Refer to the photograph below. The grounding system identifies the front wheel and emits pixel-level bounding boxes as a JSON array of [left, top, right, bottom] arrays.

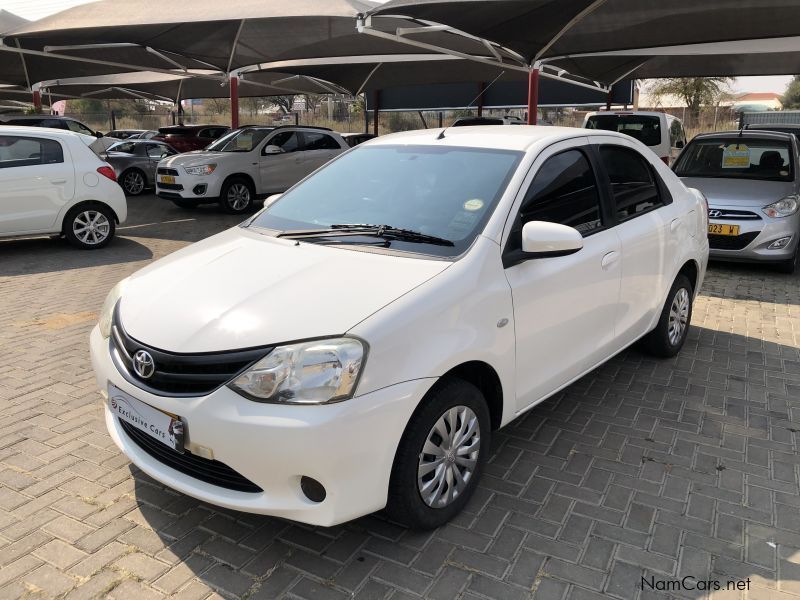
[[220, 178, 254, 214], [776, 246, 798, 274], [386, 378, 490, 530], [641, 274, 693, 358], [63, 204, 115, 249], [120, 169, 146, 196]]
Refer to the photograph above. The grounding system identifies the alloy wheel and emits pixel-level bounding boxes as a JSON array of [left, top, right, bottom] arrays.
[[668, 287, 690, 346], [227, 183, 251, 211], [123, 171, 145, 195], [72, 210, 111, 246], [417, 405, 481, 508]]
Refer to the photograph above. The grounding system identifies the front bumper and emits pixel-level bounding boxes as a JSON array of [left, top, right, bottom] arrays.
[[90, 326, 432, 526], [708, 205, 799, 262], [155, 168, 222, 201]]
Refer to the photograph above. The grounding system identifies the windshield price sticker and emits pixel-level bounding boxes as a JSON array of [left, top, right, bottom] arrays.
[[722, 144, 750, 169]]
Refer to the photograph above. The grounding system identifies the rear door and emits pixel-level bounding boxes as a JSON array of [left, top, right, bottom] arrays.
[[590, 136, 682, 348], [0, 134, 75, 234], [298, 131, 344, 174]]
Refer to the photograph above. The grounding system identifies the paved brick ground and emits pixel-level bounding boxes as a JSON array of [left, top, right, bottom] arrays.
[[1, 194, 799, 600]]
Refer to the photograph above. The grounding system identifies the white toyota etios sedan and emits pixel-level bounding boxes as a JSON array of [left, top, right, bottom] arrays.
[[90, 126, 709, 529]]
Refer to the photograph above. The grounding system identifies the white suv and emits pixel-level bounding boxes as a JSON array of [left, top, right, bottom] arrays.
[[92, 126, 708, 529], [0, 126, 126, 249], [156, 126, 348, 214]]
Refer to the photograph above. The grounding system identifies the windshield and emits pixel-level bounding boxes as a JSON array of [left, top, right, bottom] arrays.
[[674, 137, 794, 182], [586, 114, 662, 146], [249, 145, 522, 257], [207, 128, 272, 152]]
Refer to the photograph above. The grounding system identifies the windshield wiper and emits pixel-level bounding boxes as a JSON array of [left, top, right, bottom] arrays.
[[278, 223, 455, 247]]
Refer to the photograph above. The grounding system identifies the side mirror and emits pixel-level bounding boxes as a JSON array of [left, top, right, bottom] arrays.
[[263, 145, 283, 155], [521, 221, 583, 255], [95, 132, 103, 139], [263, 193, 282, 208], [676, 140, 685, 149]]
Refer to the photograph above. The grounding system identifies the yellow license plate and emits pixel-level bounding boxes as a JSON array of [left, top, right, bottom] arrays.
[[159, 175, 175, 185], [708, 223, 740, 236]]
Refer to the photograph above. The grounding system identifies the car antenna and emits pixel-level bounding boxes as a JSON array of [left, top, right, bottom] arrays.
[[437, 70, 506, 140]]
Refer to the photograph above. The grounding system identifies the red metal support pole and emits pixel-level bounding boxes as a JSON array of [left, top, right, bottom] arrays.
[[373, 89, 380, 136], [32, 90, 42, 113], [230, 76, 239, 129], [527, 68, 539, 125]]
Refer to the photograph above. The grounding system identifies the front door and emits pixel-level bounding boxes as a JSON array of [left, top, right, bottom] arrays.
[[259, 130, 302, 192], [0, 134, 75, 234], [503, 141, 622, 412]]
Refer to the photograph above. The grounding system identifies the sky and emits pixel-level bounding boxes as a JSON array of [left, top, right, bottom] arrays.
[[2, 0, 795, 95]]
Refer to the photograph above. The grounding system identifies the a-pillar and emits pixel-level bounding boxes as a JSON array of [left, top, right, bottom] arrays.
[[526, 68, 540, 125], [230, 76, 239, 129]]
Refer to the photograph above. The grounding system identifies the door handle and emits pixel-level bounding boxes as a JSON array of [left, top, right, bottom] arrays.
[[601, 251, 620, 270], [670, 218, 680, 232], [50, 178, 67, 184]]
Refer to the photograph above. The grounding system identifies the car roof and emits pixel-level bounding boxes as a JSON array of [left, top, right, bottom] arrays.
[[693, 130, 796, 141], [0, 125, 87, 139], [367, 125, 626, 152], [0, 114, 79, 122], [585, 111, 668, 118]]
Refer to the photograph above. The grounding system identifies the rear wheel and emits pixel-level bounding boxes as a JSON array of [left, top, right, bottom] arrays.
[[120, 169, 146, 196], [386, 378, 490, 530], [641, 274, 693, 358], [63, 204, 115, 249], [220, 177, 254, 214]]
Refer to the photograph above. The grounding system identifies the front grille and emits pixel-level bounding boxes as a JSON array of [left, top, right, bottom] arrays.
[[709, 231, 760, 250], [110, 305, 271, 397], [156, 182, 184, 191], [119, 419, 262, 493], [708, 209, 761, 221], [157, 167, 179, 176]]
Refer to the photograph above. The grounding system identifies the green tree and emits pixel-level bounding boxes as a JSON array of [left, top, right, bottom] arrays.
[[782, 76, 800, 109], [648, 77, 734, 124]]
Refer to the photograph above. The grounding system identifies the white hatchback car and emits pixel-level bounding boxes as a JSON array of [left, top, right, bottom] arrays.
[[91, 126, 708, 529], [155, 126, 348, 214], [0, 126, 127, 249]]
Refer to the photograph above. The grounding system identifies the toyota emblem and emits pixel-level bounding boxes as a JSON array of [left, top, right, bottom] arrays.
[[708, 209, 722, 219], [133, 350, 155, 379]]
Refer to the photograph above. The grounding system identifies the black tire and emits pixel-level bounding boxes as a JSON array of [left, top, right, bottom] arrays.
[[63, 203, 115, 249], [219, 177, 255, 214], [640, 274, 693, 358], [386, 378, 491, 530], [172, 199, 198, 209], [776, 246, 798, 274], [120, 168, 146, 196]]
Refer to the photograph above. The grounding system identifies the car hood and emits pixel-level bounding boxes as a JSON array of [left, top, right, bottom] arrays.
[[118, 227, 451, 353], [680, 177, 795, 207], [160, 151, 238, 168]]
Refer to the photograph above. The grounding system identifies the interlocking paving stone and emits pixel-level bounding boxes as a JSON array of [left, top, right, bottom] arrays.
[[2, 194, 800, 598]]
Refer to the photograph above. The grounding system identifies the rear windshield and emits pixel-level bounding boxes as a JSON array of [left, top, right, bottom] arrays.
[[674, 137, 794, 182], [586, 114, 662, 147]]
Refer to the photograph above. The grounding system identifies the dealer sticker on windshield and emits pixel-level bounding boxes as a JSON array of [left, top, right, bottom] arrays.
[[722, 144, 750, 169], [108, 384, 185, 453]]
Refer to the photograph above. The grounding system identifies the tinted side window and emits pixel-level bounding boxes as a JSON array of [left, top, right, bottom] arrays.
[[0, 136, 64, 169], [302, 132, 340, 150], [599, 145, 662, 220], [267, 131, 300, 153], [509, 149, 603, 253], [66, 120, 94, 135]]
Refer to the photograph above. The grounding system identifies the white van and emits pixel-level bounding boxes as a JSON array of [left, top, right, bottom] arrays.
[[584, 111, 687, 165]]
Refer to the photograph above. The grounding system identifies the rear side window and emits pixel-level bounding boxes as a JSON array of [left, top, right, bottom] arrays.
[[302, 132, 340, 150], [0, 136, 64, 169], [66, 120, 95, 136], [514, 149, 603, 240], [586, 114, 662, 147], [669, 120, 686, 148], [599, 145, 662, 220]]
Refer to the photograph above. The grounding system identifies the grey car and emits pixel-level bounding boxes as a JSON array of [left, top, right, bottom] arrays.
[[675, 131, 800, 273], [104, 140, 178, 196]]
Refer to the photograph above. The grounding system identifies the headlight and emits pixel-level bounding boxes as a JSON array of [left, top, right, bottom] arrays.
[[184, 164, 216, 176], [98, 278, 129, 338], [763, 196, 799, 218], [229, 338, 366, 404]]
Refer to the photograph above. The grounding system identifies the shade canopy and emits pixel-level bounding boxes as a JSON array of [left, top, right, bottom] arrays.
[[367, 0, 800, 83], [39, 70, 349, 102]]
